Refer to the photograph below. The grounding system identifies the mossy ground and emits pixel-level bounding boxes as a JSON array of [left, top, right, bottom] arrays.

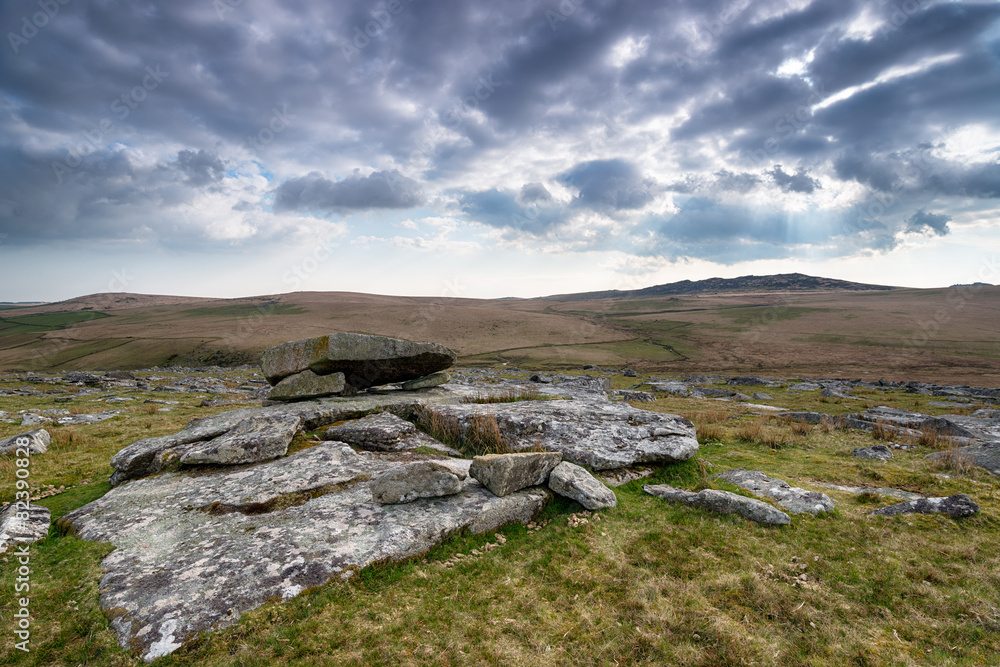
[[1, 370, 998, 666]]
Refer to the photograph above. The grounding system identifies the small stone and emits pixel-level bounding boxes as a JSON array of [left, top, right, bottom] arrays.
[[370, 461, 466, 504], [0, 429, 50, 455], [470, 452, 562, 497], [401, 371, 450, 390], [548, 462, 617, 510], [752, 392, 774, 400], [852, 445, 893, 461], [869, 494, 979, 519], [0, 502, 51, 553], [178, 414, 303, 466], [268, 370, 346, 401], [715, 469, 834, 515], [643, 484, 790, 525]]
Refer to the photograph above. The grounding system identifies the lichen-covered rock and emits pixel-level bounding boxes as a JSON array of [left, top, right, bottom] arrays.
[[715, 469, 834, 515], [178, 414, 303, 466], [109, 391, 457, 485], [548, 461, 617, 510], [470, 452, 562, 497], [268, 370, 346, 401], [370, 461, 465, 504], [260, 333, 457, 389], [643, 484, 790, 525], [0, 428, 49, 455], [611, 390, 655, 402], [62, 443, 549, 662], [852, 445, 893, 461], [869, 494, 979, 518], [0, 502, 51, 553], [323, 412, 460, 456], [402, 372, 450, 390], [421, 399, 698, 470]]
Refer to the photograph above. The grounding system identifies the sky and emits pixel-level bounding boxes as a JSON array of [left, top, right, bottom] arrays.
[[1, 0, 999, 302]]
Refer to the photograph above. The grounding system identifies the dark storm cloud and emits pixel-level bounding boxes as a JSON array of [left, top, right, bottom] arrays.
[[457, 188, 563, 235], [768, 164, 820, 194], [557, 159, 655, 211], [0, 0, 998, 260], [273, 171, 424, 214], [906, 210, 951, 236]]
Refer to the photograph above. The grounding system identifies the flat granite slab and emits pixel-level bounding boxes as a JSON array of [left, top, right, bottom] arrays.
[[61, 443, 549, 662]]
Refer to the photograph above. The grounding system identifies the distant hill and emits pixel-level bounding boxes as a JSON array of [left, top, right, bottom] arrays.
[[543, 273, 898, 301]]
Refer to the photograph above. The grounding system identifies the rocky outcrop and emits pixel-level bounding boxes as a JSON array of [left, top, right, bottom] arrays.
[[869, 494, 979, 519], [548, 462, 617, 510], [0, 502, 51, 553], [420, 399, 698, 470], [61, 443, 549, 662], [260, 333, 457, 389], [322, 412, 460, 456], [715, 469, 834, 515], [470, 452, 562, 497], [925, 442, 1000, 476], [0, 428, 49, 455], [852, 445, 893, 461], [611, 390, 655, 402], [370, 460, 466, 504], [787, 382, 820, 391], [268, 370, 346, 401], [643, 484, 790, 525]]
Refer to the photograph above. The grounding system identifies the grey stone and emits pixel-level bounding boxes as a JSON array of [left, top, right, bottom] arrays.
[[697, 387, 737, 398], [728, 376, 780, 386], [401, 371, 450, 390], [821, 387, 858, 399], [650, 382, 691, 396], [787, 382, 821, 392], [596, 466, 656, 487], [643, 484, 790, 525], [623, 369, 637, 378], [0, 428, 49, 455], [973, 409, 1000, 419], [810, 482, 923, 501], [733, 393, 752, 401], [548, 461, 617, 510], [715, 469, 834, 515], [268, 370, 346, 401], [323, 412, 460, 456], [529, 374, 553, 383], [421, 399, 698, 470], [178, 414, 304, 466], [752, 392, 774, 400], [924, 442, 1000, 476], [21, 414, 51, 426], [65, 371, 103, 385], [62, 444, 549, 661], [0, 502, 51, 553], [370, 461, 466, 504], [470, 452, 563, 497], [106, 370, 137, 380], [260, 333, 457, 389], [852, 445, 893, 461], [869, 494, 979, 518], [610, 390, 656, 402]]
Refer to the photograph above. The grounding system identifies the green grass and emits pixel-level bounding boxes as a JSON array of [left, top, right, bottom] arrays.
[[175, 304, 308, 318], [1, 371, 999, 665], [0, 311, 110, 331]]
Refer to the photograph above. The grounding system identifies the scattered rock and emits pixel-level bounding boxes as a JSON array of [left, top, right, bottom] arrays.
[[470, 452, 562, 497], [548, 461, 617, 510], [972, 409, 1000, 419], [728, 376, 781, 387], [0, 429, 49, 455], [650, 382, 691, 396], [821, 387, 858, 399], [752, 392, 774, 400], [715, 469, 834, 515], [869, 494, 979, 519], [852, 445, 893, 461], [268, 370, 347, 401], [65, 371, 103, 385], [810, 482, 923, 501], [370, 461, 466, 504], [787, 382, 821, 392], [260, 333, 457, 390], [177, 414, 304, 466], [529, 374, 553, 384], [0, 502, 51, 553], [54, 396, 74, 403], [106, 370, 136, 380], [610, 390, 656, 402], [21, 414, 52, 426], [925, 442, 1000, 476], [643, 484, 790, 525], [401, 371, 450, 390], [623, 369, 637, 378]]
